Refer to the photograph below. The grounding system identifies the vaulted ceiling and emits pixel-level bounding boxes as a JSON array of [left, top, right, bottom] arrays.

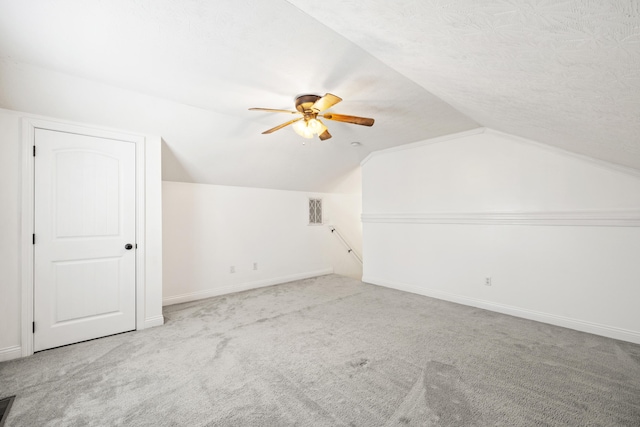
[[1, 1, 638, 191]]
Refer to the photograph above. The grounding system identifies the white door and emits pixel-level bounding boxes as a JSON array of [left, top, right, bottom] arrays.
[[34, 128, 137, 351]]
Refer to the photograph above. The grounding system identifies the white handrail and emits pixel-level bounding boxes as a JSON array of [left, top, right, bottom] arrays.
[[328, 225, 362, 264]]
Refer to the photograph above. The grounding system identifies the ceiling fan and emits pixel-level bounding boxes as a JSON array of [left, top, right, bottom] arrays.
[[249, 93, 374, 141]]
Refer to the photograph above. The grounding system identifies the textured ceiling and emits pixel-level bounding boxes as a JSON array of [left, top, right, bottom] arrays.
[[0, 1, 638, 192], [288, 0, 640, 172]]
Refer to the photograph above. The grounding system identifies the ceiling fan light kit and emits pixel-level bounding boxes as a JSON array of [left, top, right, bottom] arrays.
[[249, 93, 374, 142], [293, 117, 326, 139]]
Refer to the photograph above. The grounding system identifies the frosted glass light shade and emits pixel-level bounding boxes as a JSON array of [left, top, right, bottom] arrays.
[[293, 118, 324, 139], [307, 118, 322, 133]]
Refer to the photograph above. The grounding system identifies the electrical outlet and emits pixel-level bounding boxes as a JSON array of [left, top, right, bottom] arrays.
[[485, 277, 492, 286], [253, 262, 258, 270], [230, 266, 235, 274]]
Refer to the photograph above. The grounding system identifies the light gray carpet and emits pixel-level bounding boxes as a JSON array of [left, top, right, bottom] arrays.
[[1, 274, 639, 426]]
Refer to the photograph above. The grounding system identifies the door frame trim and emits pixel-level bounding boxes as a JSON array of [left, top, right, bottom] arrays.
[[21, 117, 148, 357]]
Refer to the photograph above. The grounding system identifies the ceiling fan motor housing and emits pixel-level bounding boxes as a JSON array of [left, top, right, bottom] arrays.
[[295, 95, 322, 115]]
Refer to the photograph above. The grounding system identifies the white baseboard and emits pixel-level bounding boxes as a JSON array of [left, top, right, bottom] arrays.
[[163, 268, 334, 306], [144, 315, 165, 329], [363, 276, 640, 345], [0, 345, 22, 362]]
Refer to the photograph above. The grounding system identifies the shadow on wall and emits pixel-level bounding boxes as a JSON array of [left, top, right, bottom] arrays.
[[162, 138, 194, 183]]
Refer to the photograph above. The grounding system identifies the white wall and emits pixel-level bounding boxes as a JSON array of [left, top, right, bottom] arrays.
[[0, 110, 22, 360], [162, 181, 362, 305], [0, 108, 163, 361], [362, 128, 640, 343], [325, 167, 363, 280]]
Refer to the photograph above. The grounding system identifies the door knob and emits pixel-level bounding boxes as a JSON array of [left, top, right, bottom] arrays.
[[125, 243, 133, 250]]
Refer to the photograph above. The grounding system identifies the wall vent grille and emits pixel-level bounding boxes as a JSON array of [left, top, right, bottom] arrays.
[[309, 198, 323, 225]]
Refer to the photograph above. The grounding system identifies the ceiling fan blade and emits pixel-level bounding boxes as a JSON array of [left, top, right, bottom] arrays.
[[318, 129, 332, 140], [262, 117, 302, 134], [249, 108, 299, 114], [311, 93, 342, 113], [321, 113, 374, 126], [315, 119, 329, 140]]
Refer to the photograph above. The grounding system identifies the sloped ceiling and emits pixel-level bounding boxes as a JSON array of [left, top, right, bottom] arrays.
[[289, 0, 640, 172], [0, 1, 638, 191]]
